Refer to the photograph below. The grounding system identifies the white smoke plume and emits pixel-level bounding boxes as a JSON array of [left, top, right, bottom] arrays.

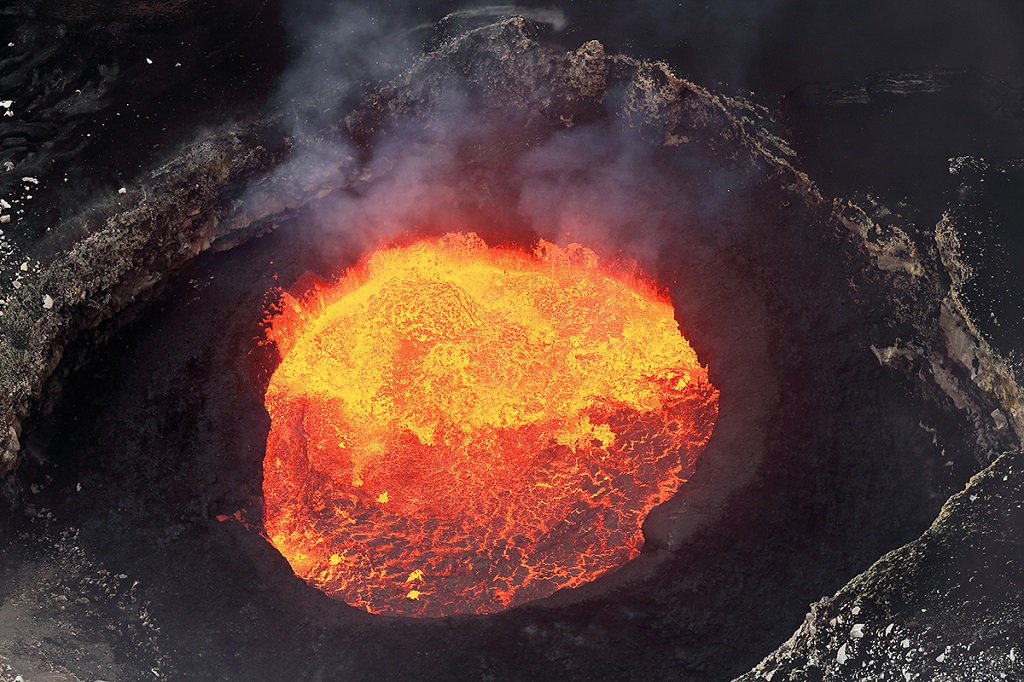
[[244, 0, 762, 280]]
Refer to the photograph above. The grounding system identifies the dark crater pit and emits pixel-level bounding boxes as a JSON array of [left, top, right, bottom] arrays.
[[1, 10, 1021, 682]]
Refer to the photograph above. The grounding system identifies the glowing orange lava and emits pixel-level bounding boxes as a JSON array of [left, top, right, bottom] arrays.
[[262, 233, 718, 617]]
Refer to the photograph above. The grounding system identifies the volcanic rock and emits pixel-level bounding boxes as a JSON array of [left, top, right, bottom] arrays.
[[739, 450, 1024, 681], [0, 12, 1020, 682]]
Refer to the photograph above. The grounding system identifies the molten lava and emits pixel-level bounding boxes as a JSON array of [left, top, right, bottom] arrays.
[[262, 233, 718, 617]]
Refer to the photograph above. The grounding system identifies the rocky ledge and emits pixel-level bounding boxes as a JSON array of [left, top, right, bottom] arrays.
[[740, 449, 1023, 681]]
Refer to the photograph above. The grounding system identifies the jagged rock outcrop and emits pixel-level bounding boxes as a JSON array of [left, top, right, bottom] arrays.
[[738, 450, 1023, 681]]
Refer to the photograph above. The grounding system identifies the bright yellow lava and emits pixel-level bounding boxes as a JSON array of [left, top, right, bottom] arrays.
[[263, 232, 718, 617]]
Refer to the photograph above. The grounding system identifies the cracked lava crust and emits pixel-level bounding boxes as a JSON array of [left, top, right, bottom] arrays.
[[262, 233, 719, 617]]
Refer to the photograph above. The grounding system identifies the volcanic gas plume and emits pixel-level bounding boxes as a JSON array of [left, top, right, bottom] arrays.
[[262, 233, 719, 616]]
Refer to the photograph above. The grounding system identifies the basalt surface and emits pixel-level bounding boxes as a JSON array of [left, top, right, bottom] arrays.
[[0, 12, 1020, 682]]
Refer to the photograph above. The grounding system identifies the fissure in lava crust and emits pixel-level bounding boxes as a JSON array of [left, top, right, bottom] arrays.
[[262, 233, 719, 617]]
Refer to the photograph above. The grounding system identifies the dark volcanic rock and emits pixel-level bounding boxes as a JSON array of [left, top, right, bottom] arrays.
[[0, 125, 286, 477], [0, 15, 1021, 682], [0, 0, 289, 478], [738, 450, 1024, 681]]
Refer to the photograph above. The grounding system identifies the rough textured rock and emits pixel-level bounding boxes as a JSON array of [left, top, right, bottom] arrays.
[[0, 126, 287, 477], [732, 178, 1024, 681], [0, 1, 291, 479], [738, 450, 1024, 682]]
